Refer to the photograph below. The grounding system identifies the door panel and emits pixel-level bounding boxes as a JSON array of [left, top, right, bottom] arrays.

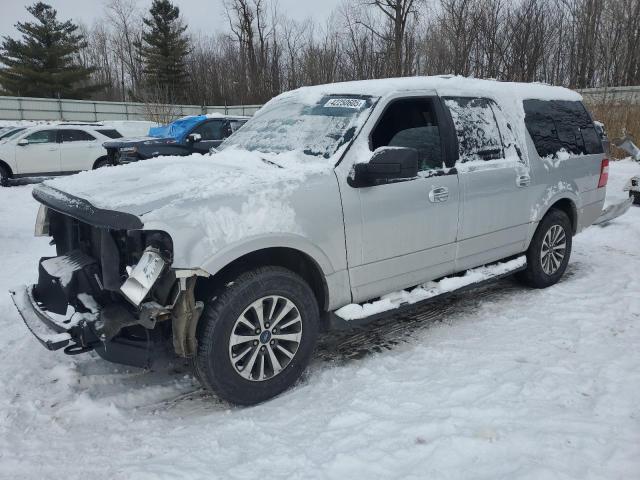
[[342, 96, 461, 303], [456, 165, 530, 269], [443, 97, 531, 271], [15, 130, 60, 175], [59, 129, 100, 171], [351, 173, 460, 302]]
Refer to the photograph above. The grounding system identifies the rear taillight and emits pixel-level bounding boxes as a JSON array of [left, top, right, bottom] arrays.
[[598, 159, 609, 188]]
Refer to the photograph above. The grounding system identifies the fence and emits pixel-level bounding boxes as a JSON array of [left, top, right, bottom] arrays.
[[577, 86, 640, 105], [0, 96, 262, 122], [1, 86, 638, 122]]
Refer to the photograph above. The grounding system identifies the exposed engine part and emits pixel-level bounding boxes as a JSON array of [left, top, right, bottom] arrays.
[[119, 247, 167, 306], [95, 301, 171, 342], [171, 276, 204, 358]]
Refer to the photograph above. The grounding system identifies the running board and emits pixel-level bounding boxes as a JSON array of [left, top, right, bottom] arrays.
[[330, 256, 526, 329]]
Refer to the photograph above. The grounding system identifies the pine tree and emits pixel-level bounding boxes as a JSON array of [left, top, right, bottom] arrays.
[[0, 2, 101, 98], [138, 0, 191, 103]]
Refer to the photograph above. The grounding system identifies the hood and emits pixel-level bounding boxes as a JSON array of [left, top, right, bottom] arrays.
[[40, 148, 333, 221]]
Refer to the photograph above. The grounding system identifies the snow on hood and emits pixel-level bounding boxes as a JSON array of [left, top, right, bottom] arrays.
[[43, 148, 333, 219]]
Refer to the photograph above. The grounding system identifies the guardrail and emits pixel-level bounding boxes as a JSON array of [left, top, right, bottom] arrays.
[[0, 96, 262, 122]]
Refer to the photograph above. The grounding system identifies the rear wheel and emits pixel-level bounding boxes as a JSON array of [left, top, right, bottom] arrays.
[[194, 266, 319, 405], [517, 209, 572, 288], [631, 191, 640, 205]]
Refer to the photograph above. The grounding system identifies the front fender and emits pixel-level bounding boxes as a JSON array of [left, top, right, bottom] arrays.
[[197, 233, 336, 277]]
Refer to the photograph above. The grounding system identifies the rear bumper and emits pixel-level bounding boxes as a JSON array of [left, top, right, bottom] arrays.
[[9, 285, 96, 351]]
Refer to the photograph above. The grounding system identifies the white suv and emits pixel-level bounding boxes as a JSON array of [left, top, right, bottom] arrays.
[[0, 124, 125, 185]]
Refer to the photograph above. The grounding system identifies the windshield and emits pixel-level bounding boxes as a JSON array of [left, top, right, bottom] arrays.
[[0, 127, 26, 140], [221, 94, 376, 159]]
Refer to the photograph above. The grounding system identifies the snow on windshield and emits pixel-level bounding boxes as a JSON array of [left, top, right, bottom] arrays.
[[221, 94, 376, 159]]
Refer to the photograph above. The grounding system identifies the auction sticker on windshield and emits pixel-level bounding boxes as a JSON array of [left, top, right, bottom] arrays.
[[324, 98, 367, 109]]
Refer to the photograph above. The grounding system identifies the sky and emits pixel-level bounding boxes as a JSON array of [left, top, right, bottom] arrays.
[[0, 0, 344, 38]]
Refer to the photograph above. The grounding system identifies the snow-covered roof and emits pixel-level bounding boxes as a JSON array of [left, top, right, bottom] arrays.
[[277, 75, 581, 104]]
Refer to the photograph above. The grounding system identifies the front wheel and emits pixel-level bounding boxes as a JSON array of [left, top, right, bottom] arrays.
[[517, 209, 572, 288], [0, 165, 8, 186], [631, 191, 640, 205], [194, 266, 319, 405]]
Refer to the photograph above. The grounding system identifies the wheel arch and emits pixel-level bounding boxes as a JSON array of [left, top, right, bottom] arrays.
[[0, 159, 13, 177], [92, 155, 109, 169], [195, 246, 331, 314], [546, 197, 578, 235]]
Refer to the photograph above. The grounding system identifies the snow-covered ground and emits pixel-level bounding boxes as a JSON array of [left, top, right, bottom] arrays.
[[0, 161, 639, 479]]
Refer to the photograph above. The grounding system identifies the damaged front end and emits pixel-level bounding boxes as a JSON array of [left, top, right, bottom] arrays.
[[10, 186, 206, 368]]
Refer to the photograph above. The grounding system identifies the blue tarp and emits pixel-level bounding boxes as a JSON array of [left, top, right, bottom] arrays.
[[148, 115, 207, 142]]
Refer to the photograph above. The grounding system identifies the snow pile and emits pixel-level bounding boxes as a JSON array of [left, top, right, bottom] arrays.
[[336, 256, 526, 320], [1, 153, 639, 478]]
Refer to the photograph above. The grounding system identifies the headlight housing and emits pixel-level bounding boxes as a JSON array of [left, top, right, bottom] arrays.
[[119, 247, 166, 306]]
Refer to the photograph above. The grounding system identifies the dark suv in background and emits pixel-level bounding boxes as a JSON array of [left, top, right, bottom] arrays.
[[104, 114, 248, 165]]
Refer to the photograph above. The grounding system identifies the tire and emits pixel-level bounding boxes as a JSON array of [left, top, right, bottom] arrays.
[[631, 191, 640, 205], [93, 158, 109, 169], [0, 165, 8, 187], [517, 209, 573, 288], [194, 266, 319, 405]]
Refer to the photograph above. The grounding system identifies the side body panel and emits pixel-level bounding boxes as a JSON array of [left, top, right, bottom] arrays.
[[335, 91, 461, 304], [455, 162, 531, 271], [14, 130, 61, 175], [524, 132, 605, 245], [142, 170, 351, 310], [59, 141, 105, 171]]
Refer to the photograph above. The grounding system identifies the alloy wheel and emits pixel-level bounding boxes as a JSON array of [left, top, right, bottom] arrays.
[[228, 295, 303, 382], [540, 224, 567, 275]]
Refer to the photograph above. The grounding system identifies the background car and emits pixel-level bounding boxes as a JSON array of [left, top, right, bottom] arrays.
[[0, 126, 27, 140], [0, 124, 130, 185], [103, 114, 248, 165]]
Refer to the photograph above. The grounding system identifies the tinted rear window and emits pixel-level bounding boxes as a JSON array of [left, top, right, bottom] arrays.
[[96, 129, 122, 139], [60, 129, 96, 142], [523, 100, 603, 157]]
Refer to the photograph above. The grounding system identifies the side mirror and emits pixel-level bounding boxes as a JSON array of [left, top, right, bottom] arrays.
[[223, 124, 233, 138], [349, 146, 419, 188], [187, 133, 202, 144], [17, 138, 28, 146]]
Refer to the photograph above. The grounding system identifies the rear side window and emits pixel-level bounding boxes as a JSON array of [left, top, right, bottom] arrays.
[[444, 97, 504, 162], [96, 129, 122, 139], [523, 100, 603, 157], [60, 129, 96, 142]]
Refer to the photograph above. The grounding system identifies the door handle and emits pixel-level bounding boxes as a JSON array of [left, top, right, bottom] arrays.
[[517, 174, 531, 187], [429, 186, 449, 203]]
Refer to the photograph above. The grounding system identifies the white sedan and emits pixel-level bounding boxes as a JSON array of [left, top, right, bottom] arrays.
[[0, 123, 150, 186]]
